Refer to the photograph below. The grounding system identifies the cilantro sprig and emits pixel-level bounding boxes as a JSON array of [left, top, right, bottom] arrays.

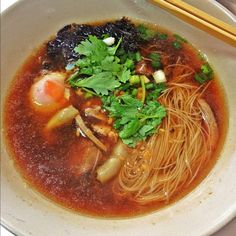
[[102, 94, 166, 147], [68, 36, 131, 95]]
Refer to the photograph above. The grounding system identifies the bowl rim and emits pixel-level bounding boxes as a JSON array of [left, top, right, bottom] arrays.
[[209, 0, 236, 22]]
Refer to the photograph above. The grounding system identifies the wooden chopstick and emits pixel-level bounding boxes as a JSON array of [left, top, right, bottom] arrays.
[[149, 0, 236, 47]]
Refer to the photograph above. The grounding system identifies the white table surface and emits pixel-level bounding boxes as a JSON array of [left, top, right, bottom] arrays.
[[1, 0, 236, 235]]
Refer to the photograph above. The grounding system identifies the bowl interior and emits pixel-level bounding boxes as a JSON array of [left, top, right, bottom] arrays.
[[1, 0, 236, 235]]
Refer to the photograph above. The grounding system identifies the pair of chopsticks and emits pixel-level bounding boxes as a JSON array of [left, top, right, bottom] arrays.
[[149, 0, 236, 47]]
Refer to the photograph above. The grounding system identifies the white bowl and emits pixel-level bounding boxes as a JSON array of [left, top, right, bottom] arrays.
[[1, 0, 236, 235]]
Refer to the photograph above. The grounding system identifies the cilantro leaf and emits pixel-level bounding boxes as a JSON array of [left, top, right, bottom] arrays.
[[103, 94, 142, 118], [119, 118, 141, 139], [138, 124, 154, 137], [75, 35, 108, 61], [70, 72, 120, 95], [101, 56, 120, 72], [124, 58, 134, 70], [119, 67, 131, 83]]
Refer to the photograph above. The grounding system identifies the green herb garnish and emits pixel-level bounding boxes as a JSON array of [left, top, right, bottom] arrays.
[[157, 33, 168, 40], [173, 34, 187, 43], [172, 34, 187, 49], [68, 36, 131, 95], [67, 34, 167, 147], [149, 52, 162, 69], [146, 83, 167, 101], [172, 41, 182, 49], [194, 63, 214, 84], [137, 24, 155, 41], [117, 49, 142, 65], [102, 94, 166, 147], [129, 75, 140, 85], [70, 72, 120, 95]]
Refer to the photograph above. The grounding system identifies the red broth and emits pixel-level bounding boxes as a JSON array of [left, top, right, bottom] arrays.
[[3, 21, 228, 218]]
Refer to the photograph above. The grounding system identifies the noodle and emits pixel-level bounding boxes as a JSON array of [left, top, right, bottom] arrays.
[[164, 63, 195, 82], [117, 81, 218, 204]]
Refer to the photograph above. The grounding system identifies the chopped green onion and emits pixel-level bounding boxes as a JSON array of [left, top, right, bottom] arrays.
[[140, 75, 150, 83], [153, 70, 166, 84], [157, 33, 168, 40], [84, 92, 94, 98], [137, 24, 155, 41], [149, 52, 161, 69], [194, 73, 208, 84], [194, 63, 213, 84], [131, 88, 138, 96], [129, 75, 140, 85], [172, 41, 182, 49], [173, 34, 187, 43], [201, 64, 213, 74], [140, 76, 146, 104]]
